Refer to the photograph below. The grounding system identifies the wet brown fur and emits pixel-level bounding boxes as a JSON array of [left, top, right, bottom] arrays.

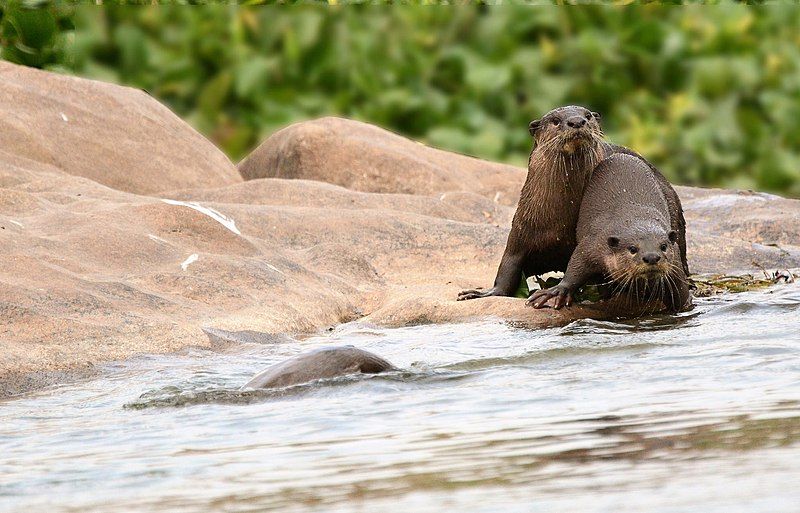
[[458, 105, 689, 301], [241, 346, 394, 389], [528, 154, 692, 313]]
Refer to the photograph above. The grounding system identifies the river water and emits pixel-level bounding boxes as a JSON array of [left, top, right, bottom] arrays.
[[2, 284, 799, 512]]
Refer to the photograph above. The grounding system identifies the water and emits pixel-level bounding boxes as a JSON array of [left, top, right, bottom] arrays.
[[2, 284, 800, 512]]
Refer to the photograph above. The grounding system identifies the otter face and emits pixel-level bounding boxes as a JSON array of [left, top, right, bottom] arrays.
[[606, 229, 678, 282], [528, 105, 602, 154]]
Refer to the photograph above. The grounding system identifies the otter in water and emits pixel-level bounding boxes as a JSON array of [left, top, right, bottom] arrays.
[[528, 153, 692, 313], [458, 105, 689, 301], [241, 346, 395, 389]]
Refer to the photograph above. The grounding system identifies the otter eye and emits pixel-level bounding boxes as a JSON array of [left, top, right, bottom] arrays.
[[550, 118, 560, 126], [660, 243, 668, 252], [607, 236, 619, 248], [668, 230, 678, 243], [628, 246, 638, 255], [585, 112, 592, 120]]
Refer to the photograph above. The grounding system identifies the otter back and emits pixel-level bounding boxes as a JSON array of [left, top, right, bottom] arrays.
[[242, 346, 395, 390]]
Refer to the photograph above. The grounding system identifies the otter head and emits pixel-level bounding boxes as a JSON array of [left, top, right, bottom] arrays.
[[529, 105, 602, 155], [605, 228, 679, 283]]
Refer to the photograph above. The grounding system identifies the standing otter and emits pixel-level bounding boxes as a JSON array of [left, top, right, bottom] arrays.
[[528, 154, 692, 313], [241, 346, 395, 390], [458, 105, 689, 300]]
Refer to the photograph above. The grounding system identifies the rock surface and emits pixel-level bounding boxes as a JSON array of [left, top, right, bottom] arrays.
[[2, 62, 800, 397], [0, 61, 240, 195], [237, 116, 526, 207]]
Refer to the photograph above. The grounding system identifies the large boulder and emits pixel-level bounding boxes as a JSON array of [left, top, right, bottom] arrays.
[[2, 67, 799, 397], [237, 116, 526, 207], [0, 61, 241, 195]]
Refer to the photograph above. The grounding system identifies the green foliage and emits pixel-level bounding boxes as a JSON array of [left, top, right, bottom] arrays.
[[0, 0, 73, 68], [1, 4, 799, 195]]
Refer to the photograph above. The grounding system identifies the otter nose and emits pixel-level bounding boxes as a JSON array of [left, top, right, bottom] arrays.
[[642, 253, 661, 265], [566, 116, 586, 129]]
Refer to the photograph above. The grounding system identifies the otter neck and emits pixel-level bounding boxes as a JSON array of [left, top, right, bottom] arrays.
[[517, 140, 608, 227]]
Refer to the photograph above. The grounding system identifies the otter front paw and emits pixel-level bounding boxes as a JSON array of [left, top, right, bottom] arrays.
[[527, 285, 573, 309], [457, 287, 497, 301]]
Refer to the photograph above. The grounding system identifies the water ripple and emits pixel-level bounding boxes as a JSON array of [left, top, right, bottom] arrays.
[[1, 283, 799, 513]]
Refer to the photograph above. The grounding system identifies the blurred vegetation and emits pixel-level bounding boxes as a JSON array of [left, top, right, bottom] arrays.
[[1, 3, 799, 195]]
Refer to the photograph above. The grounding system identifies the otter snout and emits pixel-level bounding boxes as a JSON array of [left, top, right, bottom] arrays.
[[642, 253, 662, 265], [566, 116, 587, 129]]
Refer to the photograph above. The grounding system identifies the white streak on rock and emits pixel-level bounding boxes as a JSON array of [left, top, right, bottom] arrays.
[[162, 199, 241, 235], [9, 220, 23, 228], [60, 112, 69, 122], [148, 234, 169, 244], [265, 263, 285, 275], [493, 192, 502, 203], [181, 253, 199, 271]]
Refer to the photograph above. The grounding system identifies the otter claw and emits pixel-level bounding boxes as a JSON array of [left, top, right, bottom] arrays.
[[527, 287, 572, 309], [457, 288, 485, 301], [458, 286, 501, 301]]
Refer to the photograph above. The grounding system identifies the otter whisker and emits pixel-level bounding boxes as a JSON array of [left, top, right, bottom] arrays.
[[653, 275, 672, 313], [645, 276, 660, 306], [666, 274, 677, 309]]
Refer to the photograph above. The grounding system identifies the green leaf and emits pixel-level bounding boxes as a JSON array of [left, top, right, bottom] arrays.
[[9, 4, 56, 50], [514, 272, 529, 299]]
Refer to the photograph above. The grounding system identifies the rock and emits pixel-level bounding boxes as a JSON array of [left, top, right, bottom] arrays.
[[2, 65, 800, 397], [169, 178, 511, 226], [237, 116, 526, 207], [0, 61, 241, 195], [202, 327, 293, 346], [678, 186, 800, 274]]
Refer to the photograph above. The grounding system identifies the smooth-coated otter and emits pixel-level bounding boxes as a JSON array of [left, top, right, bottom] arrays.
[[528, 154, 692, 313], [458, 105, 689, 300], [241, 346, 395, 389]]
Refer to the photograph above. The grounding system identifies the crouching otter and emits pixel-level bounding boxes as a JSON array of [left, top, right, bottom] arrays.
[[528, 153, 692, 313], [242, 346, 395, 389], [458, 105, 689, 301]]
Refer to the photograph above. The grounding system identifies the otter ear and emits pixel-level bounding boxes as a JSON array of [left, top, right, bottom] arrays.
[[591, 112, 601, 119], [607, 236, 620, 248], [668, 230, 678, 243], [528, 119, 541, 136]]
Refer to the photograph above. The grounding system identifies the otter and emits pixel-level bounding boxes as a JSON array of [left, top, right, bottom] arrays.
[[528, 153, 692, 313], [458, 105, 689, 300], [241, 346, 395, 389]]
